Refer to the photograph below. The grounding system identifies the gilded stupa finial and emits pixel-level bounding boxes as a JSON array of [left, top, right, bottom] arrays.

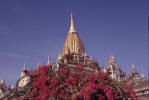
[[69, 13, 76, 32]]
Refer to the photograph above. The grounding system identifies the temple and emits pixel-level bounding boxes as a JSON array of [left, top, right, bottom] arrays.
[[57, 14, 97, 66], [0, 14, 148, 99], [62, 14, 85, 57]]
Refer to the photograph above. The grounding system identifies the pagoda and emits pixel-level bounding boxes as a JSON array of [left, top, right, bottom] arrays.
[[0, 14, 148, 100], [57, 14, 97, 67]]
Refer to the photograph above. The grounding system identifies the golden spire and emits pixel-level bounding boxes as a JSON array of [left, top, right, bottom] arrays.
[[61, 14, 85, 57], [69, 13, 76, 32]]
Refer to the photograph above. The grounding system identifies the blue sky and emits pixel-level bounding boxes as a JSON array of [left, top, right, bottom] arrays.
[[0, 0, 148, 85]]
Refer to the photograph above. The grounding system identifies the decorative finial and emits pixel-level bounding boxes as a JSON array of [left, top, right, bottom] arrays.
[[36, 59, 40, 69], [57, 53, 62, 60], [69, 13, 76, 32], [109, 55, 116, 65], [131, 64, 135, 68], [37, 63, 40, 68], [23, 64, 26, 70], [47, 56, 51, 65], [111, 55, 116, 61], [131, 64, 138, 74], [0, 76, 4, 83]]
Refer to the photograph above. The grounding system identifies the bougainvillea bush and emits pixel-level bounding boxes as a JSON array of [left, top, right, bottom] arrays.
[[5, 64, 138, 100]]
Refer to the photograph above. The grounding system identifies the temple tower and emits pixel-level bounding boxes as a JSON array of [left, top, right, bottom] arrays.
[[61, 14, 85, 57]]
